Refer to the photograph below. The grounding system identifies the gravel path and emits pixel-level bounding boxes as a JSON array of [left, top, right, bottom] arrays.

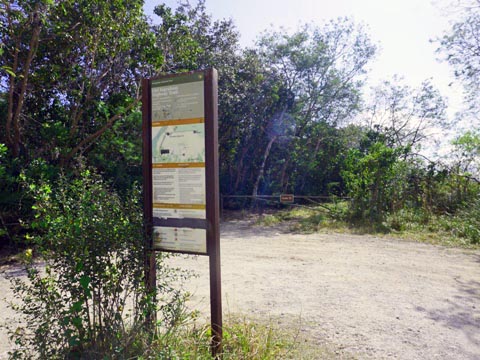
[[1, 219, 479, 359], [168, 219, 480, 360]]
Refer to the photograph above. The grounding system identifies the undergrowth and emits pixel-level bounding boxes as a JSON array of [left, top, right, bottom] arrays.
[[254, 201, 480, 249], [144, 314, 335, 359]]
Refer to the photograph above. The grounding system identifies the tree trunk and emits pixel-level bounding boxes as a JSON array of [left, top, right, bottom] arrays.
[[252, 135, 277, 197], [5, 3, 42, 157], [234, 145, 250, 193], [279, 158, 290, 192]]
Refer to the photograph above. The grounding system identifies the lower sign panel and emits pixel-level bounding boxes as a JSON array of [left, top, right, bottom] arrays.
[[153, 226, 207, 254]]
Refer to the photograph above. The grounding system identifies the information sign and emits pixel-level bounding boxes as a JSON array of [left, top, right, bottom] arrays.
[[142, 69, 222, 356], [142, 69, 219, 256], [149, 72, 207, 253]]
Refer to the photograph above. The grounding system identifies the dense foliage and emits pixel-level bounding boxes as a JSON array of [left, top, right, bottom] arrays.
[[1, 0, 477, 247]]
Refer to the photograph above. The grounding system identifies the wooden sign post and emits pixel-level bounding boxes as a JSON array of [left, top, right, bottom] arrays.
[[142, 69, 222, 356]]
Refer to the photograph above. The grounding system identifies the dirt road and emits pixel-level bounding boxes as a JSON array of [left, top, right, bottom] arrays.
[[1, 218, 479, 359], [168, 219, 480, 359]]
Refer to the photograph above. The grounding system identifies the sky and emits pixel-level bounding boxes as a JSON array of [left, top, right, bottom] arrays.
[[143, 0, 466, 134]]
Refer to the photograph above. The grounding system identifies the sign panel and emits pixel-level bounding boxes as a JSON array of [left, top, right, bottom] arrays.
[[280, 194, 295, 203], [148, 72, 208, 254], [153, 227, 206, 253]]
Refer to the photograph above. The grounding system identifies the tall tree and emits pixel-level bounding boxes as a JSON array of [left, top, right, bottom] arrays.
[[362, 76, 447, 151], [437, 0, 480, 113], [0, 0, 164, 248], [217, 49, 292, 196], [151, 1, 293, 196], [0, 0, 160, 166], [1, 0, 47, 158], [253, 19, 376, 195], [153, 0, 240, 73]]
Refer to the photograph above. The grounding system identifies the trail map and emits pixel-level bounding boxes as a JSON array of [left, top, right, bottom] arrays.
[[152, 124, 205, 164]]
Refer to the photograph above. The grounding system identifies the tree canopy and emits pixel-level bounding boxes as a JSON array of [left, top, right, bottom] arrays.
[[0, 0, 479, 250]]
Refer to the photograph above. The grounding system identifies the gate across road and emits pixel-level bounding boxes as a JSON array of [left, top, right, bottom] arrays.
[[220, 194, 350, 217]]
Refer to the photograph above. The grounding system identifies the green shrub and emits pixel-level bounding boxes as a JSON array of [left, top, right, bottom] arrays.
[[451, 197, 480, 244], [7, 168, 187, 359], [342, 142, 406, 224]]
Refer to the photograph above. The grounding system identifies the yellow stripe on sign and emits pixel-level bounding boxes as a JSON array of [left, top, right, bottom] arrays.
[[153, 203, 206, 210], [152, 118, 205, 126], [152, 162, 205, 168]]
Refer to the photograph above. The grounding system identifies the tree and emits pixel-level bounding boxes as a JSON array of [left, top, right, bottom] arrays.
[[0, 0, 47, 158], [437, 0, 480, 113], [347, 77, 448, 222], [153, 0, 240, 73], [152, 1, 266, 198], [362, 76, 447, 151], [216, 49, 292, 196], [0, 0, 165, 248], [451, 130, 480, 180], [252, 19, 376, 195], [0, 0, 160, 166]]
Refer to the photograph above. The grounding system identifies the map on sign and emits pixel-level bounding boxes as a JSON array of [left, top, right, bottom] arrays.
[[152, 124, 205, 163]]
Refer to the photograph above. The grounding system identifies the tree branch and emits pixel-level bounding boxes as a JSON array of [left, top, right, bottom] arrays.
[[61, 98, 140, 167], [9, 4, 42, 156]]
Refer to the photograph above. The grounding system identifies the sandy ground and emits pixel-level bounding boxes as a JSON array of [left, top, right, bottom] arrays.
[[1, 218, 479, 359]]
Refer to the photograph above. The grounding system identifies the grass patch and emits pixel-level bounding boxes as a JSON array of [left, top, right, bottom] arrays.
[[254, 207, 315, 226], [254, 202, 350, 234], [256, 213, 284, 226], [255, 203, 346, 226], [295, 214, 348, 234], [145, 314, 336, 359], [385, 209, 480, 248], [251, 202, 480, 249]]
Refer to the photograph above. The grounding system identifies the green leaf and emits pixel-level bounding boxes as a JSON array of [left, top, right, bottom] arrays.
[[71, 300, 83, 313], [79, 275, 91, 298], [71, 316, 82, 329], [1, 66, 16, 77]]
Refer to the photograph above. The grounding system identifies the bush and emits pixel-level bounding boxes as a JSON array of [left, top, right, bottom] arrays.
[[7, 168, 187, 359], [342, 142, 406, 224], [452, 196, 480, 244], [0, 144, 28, 250]]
